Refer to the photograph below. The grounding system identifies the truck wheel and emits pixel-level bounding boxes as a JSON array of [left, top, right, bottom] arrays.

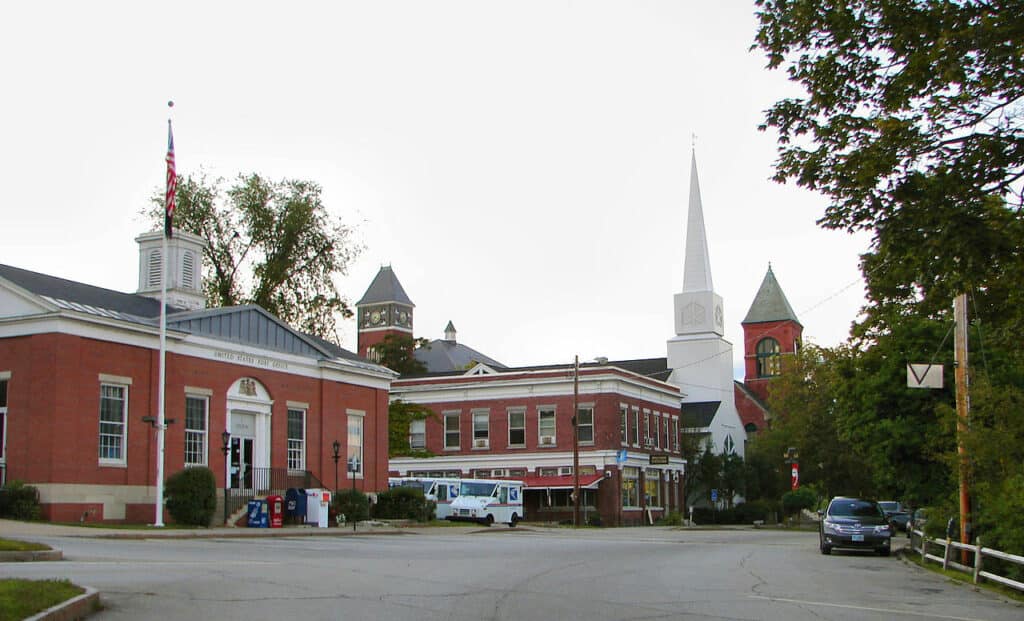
[[509, 514, 519, 528], [483, 514, 494, 526]]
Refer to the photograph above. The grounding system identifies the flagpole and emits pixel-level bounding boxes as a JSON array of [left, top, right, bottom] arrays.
[[155, 105, 175, 527]]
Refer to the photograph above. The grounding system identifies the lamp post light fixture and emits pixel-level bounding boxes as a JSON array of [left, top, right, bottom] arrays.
[[331, 440, 341, 492], [221, 430, 231, 525]]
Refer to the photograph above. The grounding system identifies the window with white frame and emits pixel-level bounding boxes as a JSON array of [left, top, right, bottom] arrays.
[[619, 404, 628, 445], [642, 410, 651, 446], [622, 466, 639, 507], [632, 407, 640, 445], [287, 408, 306, 471], [538, 407, 556, 446], [99, 383, 128, 464], [653, 413, 661, 449], [663, 415, 671, 452], [472, 409, 490, 448], [576, 406, 594, 444], [409, 419, 426, 449], [672, 417, 679, 452], [347, 411, 364, 475], [507, 408, 525, 447], [443, 411, 460, 449], [184, 395, 208, 466]]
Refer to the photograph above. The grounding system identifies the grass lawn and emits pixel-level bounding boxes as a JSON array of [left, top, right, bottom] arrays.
[[0, 538, 50, 552], [0, 579, 84, 621]]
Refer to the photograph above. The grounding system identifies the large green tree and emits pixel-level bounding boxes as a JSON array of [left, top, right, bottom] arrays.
[[150, 173, 361, 339], [754, 0, 1024, 322], [372, 333, 437, 458], [754, 0, 1024, 553]]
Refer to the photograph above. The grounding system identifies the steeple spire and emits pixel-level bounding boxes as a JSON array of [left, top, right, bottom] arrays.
[[682, 151, 713, 293], [742, 264, 801, 325]]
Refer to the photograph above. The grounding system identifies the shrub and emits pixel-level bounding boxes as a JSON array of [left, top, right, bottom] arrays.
[[659, 511, 684, 526], [691, 507, 737, 524], [164, 467, 216, 527], [0, 481, 41, 521], [782, 488, 817, 517], [734, 500, 773, 523], [372, 486, 435, 522], [332, 488, 370, 523]]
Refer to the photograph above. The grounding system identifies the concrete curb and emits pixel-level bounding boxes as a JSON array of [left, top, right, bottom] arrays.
[[0, 548, 62, 562], [24, 586, 99, 621]]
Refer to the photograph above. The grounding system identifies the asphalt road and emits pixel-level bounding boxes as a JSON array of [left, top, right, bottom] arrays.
[[2, 526, 1021, 620]]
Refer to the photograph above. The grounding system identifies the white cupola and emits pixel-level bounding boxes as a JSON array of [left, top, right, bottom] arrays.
[[135, 229, 208, 310]]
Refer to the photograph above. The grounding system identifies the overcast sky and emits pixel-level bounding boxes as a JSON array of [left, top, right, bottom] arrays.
[[0, 1, 870, 377]]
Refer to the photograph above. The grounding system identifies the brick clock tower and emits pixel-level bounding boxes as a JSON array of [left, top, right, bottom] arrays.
[[740, 264, 803, 404], [356, 266, 415, 361]]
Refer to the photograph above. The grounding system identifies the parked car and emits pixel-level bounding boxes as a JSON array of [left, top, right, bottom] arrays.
[[818, 497, 892, 556], [907, 508, 928, 533], [878, 500, 910, 533]]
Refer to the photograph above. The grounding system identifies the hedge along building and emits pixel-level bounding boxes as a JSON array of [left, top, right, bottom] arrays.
[[0, 229, 394, 523]]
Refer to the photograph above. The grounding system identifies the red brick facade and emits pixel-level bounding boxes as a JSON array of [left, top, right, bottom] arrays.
[[735, 319, 803, 432], [0, 330, 390, 524], [390, 365, 686, 526]]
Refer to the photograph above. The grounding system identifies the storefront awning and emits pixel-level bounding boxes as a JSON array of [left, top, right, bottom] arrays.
[[521, 473, 605, 490]]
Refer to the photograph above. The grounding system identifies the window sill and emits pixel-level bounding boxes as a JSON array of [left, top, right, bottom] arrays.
[[506, 445, 526, 450], [99, 461, 127, 469]]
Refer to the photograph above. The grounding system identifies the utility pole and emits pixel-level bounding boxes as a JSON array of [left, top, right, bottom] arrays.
[[954, 293, 971, 563], [572, 355, 580, 528]]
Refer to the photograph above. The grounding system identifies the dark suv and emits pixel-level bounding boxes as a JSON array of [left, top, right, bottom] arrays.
[[818, 497, 892, 556]]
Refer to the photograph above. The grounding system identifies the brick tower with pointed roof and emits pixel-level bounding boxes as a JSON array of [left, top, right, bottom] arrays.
[[356, 266, 415, 360], [738, 264, 803, 414]]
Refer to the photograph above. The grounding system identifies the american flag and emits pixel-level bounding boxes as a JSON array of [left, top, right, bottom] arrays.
[[165, 120, 176, 238]]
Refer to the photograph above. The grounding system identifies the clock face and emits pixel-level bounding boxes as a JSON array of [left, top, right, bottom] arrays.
[[398, 310, 408, 324], [371, 310, 382, 325]]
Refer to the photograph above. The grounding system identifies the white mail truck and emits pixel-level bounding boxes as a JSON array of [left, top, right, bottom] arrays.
[[447, 478, 524, 527]]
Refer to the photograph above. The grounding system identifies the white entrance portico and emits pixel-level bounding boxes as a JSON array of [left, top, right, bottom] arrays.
[[225, 377, 273, 491]]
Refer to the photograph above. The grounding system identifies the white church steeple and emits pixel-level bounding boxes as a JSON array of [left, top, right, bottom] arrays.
[[673, 152, 725, 338], [683, 153, 714, 293], [667, 150, 745, 458]]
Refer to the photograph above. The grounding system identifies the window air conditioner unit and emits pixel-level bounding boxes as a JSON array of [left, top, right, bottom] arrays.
[[540, 435, 554, 445], [474, 439, 488, 448]]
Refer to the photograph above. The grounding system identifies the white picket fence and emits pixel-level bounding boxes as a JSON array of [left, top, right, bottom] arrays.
[[909, 528, 1024, 593]]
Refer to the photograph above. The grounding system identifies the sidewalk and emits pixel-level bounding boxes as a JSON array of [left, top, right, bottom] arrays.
[[0, 518, 430, 540]]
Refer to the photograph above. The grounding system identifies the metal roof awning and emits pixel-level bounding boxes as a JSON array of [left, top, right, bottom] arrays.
[[521, 473, 605, 490]]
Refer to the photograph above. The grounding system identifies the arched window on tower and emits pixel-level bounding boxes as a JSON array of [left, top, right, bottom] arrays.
[[756, 337, 781, 378]]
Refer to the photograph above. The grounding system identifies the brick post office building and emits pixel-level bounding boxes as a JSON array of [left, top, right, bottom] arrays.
[[0, 230, 393, 524]]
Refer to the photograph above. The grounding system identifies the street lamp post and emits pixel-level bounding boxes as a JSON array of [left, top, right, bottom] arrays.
[[331, 440, 341, 492], [784, 447, 799, 490], [221, 430, 231, 525], [348, 453, 359, 532], [572, 355, 580, 528]]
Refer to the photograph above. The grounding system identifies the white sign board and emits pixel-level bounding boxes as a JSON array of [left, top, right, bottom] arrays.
[[907, 363, 943, 389]]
